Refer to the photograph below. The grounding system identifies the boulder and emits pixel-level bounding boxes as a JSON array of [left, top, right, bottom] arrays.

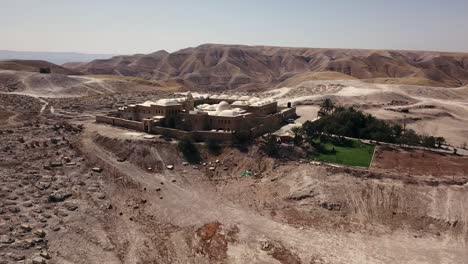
[[40, 250, 51, 259], [20, 224, 32, 232], [33, 229, 46, 238], [0, 235, 14, 244], [64, 203, 78, 211], [166, 165, 174, 170], [91, 167, 103, 173], [49, 162, 63, 168], [32, 256, 47, 264], [48, 191, 72, 203]]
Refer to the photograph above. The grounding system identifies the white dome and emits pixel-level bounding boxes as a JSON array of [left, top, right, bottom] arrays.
[[138, 100, 157, 107], [155, 99, 179, 106], [216, 101, 231, 111], [232, 100, 248, 106]]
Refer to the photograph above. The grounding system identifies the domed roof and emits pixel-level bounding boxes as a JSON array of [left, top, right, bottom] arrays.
[[216, 101, 231, 111]]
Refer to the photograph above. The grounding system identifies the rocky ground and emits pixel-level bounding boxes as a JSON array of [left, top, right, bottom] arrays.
[[1, 77, 468, 263]]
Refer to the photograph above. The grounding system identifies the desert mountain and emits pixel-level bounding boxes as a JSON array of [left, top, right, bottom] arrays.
[[67, 44, 468, 91], [0, 50, 113, 65]]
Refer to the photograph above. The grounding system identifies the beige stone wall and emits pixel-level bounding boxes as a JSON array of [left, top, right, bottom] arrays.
[[152, 126, 233, 142], [247, 102, 278, 117], [281, 107, 297, 119], [180, 113, 255, 132], [96, 115, 145, 131], [120, 104, 183, 121]]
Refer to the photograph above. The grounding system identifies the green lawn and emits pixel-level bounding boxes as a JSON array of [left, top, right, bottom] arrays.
[[310, 139, 375, 167]]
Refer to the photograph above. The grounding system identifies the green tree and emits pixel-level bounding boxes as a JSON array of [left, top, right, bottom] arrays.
[[435, 137, 446, 148], [422, 136, 436, 148], [290, 126, 304, 146], [319, 98, 335, 116]]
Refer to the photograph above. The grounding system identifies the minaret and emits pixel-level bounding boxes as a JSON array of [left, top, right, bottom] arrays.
[[185, 92, 195, 111]]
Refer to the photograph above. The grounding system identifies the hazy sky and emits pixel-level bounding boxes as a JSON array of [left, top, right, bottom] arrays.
[[2, 0, 468, 54]]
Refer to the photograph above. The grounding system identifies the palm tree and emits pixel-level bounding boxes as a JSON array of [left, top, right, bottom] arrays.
[[319, 98, 335, 115], [290, 126, 304, 145]]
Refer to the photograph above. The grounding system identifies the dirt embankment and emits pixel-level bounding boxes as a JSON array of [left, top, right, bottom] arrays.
[[79, 127, 468, 263]]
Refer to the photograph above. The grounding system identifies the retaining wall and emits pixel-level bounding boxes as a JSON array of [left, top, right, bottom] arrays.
[[96, 115, 145, 131]]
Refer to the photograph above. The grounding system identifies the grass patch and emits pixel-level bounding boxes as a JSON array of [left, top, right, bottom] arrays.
[[310, 139, 375, 167]]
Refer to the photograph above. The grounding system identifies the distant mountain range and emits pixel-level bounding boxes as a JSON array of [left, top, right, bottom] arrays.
[[64, 44, 468, 91], [2, 45, 468, 91], [0, 50, 113, 65]]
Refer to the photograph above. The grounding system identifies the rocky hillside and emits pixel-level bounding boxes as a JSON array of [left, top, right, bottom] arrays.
[[67, 44, 468, 91], [0, 60, 80, 75]]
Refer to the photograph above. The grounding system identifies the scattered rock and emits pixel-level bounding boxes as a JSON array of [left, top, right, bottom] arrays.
[[48, 191, 72, 203], [166, 165, 174, 170], [49, 162, 63, 168], [20, 224, 32, 232], [0, 235, 14, 244], [10, 254, 25, 261], [33, 229, 46, 238], [320, 202, 341, 211], [40, 250, 51, 259], [32, 256, 47, 264], [92, 167, 103, 173], [260, 240, 271, 251], [64, 203, 78, 211]]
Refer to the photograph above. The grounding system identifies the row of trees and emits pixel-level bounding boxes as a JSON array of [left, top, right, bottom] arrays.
[[298, 99, 446, 149]]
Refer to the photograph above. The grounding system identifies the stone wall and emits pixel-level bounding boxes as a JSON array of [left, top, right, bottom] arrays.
[[280, 107, 297, 120], [152, 126, 233, 142], [96, 115, 145, 131]]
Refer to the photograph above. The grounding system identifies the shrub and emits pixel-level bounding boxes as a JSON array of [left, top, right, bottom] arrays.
[[39, 67, 51, 74], [261, 134, 279, 157], [232, 130, 251, 146], [207, 138, 222, 155], [177, 136, 200, 163]]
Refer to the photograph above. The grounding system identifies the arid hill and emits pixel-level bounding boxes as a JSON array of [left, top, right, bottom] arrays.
[[66, 44, 468, 91], [0, 60, 80, 75]]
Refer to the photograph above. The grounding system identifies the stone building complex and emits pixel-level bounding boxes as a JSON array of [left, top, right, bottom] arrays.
[[96, 92, 296, 141]]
